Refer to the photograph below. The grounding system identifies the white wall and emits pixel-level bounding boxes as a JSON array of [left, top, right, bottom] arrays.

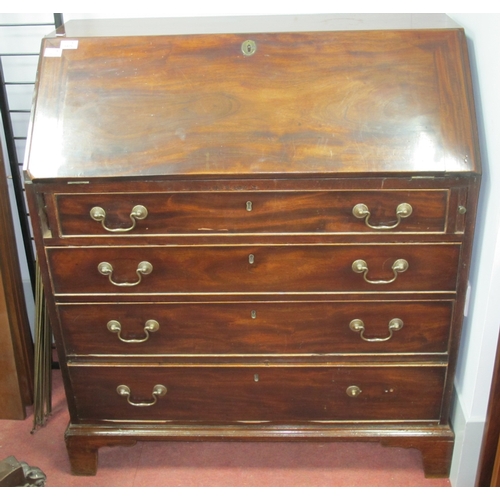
[[444, 13, 500, 486], [449, 12, 500, 421]]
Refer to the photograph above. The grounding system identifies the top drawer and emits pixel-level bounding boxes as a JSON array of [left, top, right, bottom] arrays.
[[54, 190, 448, 237]]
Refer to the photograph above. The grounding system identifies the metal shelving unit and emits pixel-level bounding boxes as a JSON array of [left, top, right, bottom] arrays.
[[0, 13, 63, 295], [0, 13, 64, 429]]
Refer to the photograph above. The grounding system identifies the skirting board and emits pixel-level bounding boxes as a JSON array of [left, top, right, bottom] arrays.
[[450, 388, 485, 486]]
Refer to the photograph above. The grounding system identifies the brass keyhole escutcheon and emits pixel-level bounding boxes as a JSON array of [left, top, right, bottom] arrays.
[[242, 40, 257, 56], [346, 385, 362, 398]]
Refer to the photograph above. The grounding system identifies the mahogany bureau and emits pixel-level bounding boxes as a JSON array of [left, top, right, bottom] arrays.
[[25, 15, 481, 477]]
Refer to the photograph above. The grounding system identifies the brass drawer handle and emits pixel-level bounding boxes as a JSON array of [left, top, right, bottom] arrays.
[[351, 258, 408, 284], [116, 384, 167, 407], [98, 261, 153, 287], [107, 319, 159, 343], [90, 205, 148, 233], [352, 202, 412, 230], [349, 318, 404, 342]]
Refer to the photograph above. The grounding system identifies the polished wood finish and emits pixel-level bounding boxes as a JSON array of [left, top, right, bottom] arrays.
[[491, 441, 500, 486], [64, 422, 455, 478], [27, 26, 479, 180], [55, 189, 449, 235], [25, 15, 481, 477], [46, 243, 461, 294], [0, 140, 33, 420], [58, 300, 453, 356], [68, 364, 446, 422]]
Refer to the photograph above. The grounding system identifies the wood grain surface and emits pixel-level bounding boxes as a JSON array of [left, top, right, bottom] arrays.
[[26, 29, 478, 179]]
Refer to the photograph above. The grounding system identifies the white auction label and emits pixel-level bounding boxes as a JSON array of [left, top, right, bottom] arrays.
[[61, 40, 79, 50], [44, 47, 63, 57]]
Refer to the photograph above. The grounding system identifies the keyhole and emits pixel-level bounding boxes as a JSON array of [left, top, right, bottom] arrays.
[[241, 40, 256, 56]]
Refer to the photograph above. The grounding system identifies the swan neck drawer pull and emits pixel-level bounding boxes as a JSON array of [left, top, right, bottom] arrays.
[[90, 205, 148, 233], [116, 384, 167, 407], [349, 318, 404, 342], [107, 319, 159, 343], [351, 258, 408, 285], [98, 261, 153, 287], [352, 202, 412, 230]]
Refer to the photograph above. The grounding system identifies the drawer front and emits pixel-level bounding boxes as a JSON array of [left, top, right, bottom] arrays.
[[55, 190, 448, 236], [59, 301, 453, 356], [69, 365, 446, 422], [47, 244, 460, 295]]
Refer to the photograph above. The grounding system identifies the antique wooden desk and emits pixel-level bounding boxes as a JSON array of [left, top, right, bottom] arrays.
[[25, 14, 481, 476]]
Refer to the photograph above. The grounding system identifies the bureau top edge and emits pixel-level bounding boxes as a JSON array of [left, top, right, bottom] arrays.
[[48, 15, 462, 39], [25, 18, 481, 181]]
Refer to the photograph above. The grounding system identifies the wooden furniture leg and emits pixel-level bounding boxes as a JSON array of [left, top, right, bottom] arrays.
[[65, 430, 138, 476], [65, 435, 100, 476], [381, 436, 454, 478]]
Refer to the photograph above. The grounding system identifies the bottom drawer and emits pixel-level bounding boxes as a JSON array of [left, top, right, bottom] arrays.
[[68, 365, 445, 423]]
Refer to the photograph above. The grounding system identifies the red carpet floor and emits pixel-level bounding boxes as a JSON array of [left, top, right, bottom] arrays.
[[0, 369, 451, 487]]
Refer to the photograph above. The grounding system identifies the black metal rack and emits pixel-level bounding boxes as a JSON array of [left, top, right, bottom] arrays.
[[0, 14, 63, 295], [1, 14, 65, 428]]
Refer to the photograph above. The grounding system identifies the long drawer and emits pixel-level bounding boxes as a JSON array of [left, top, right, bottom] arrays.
[[68, 364, 446, 422], [54, 190, 448, 236], [59, 300, 453, 356], [47, 243, 461, 295]]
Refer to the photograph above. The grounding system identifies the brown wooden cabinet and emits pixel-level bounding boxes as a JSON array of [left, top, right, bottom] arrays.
[[0, 137, 33, 420], [25, 15, 481, 476]]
